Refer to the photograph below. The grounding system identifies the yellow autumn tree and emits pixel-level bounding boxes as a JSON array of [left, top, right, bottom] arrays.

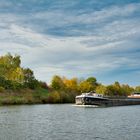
[[78, 81, 95, 93], [63, 77, 78, 91]]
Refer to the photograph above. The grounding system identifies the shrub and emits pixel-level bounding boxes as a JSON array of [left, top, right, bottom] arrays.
[[0, 86, 5, 92]]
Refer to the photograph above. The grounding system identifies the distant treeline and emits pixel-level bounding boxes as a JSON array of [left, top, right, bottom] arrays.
[[0, 53, 140, 104], [49, 75, 139, 103]]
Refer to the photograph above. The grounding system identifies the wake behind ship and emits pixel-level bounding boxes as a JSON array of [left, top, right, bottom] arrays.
[[75, 92, 140, 107]]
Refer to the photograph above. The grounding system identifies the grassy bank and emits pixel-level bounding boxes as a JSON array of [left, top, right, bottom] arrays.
[[0, 88, 76, 105], [0, 88, 47, 105]]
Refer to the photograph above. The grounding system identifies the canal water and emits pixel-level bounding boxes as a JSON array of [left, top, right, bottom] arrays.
[[0, 104, 139, 140]]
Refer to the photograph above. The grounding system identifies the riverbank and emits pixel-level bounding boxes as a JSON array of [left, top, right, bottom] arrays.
[[0, 89, 44, 105], [0, 88, 76, 105]]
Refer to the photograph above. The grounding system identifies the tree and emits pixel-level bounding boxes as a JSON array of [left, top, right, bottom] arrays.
[[63, 77, 78, 91], [0, 53, 22, 81], [113, 81, 122, 96], [0, 76, 13, 89], [49, 91, 61, 103], [105, 82, 134, 97], [105, 85, 116, 96], [78, 80, 95, 93], [23, 68, 40, 89], [135, 86, 140, 92], [0, 53, 41, 90], [86, 77, 97, 85], [121, 84, 134, 96], [39, 81, 49, 89], [9, 67, 24, 83], [95, 84, 107, 95], [23, 68, 34, 83], [51, 75, 65, 90], [86, 76, 98, 89]]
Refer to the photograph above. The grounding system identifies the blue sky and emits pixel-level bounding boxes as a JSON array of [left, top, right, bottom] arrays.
[[0, 0, 140, 86]]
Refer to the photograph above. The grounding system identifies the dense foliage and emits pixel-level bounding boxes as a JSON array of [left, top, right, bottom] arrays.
[[0, 53, 41, 90], [50, 75, 135, 103]]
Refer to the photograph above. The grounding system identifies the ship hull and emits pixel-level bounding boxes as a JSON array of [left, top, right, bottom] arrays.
[[75, 97, 140, 106]]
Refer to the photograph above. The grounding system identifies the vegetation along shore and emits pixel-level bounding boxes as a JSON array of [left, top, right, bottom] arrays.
[[0, 53, 140, 105]]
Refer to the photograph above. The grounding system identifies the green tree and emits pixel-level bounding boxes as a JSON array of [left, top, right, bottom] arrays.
[[86, 77, 97, 85], [23, 68, 39, 89], [23, 68, 34, 83], [121, 84, 134, 96], [96, 84, 107, 95], [51, 75, 65, 90], [105, 85, 116, 96], [0, 53, 41, 90], [135, 86, 140, 92], [79, 80, 95, 93]]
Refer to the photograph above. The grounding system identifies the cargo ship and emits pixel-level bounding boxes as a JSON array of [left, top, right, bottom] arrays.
[[75, 92, 140, 106]]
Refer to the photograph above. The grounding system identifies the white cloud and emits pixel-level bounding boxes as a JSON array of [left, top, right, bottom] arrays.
[[0, 1, 140, 85], [34, 3, 140, 26], [0, 22, 139, 83]]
